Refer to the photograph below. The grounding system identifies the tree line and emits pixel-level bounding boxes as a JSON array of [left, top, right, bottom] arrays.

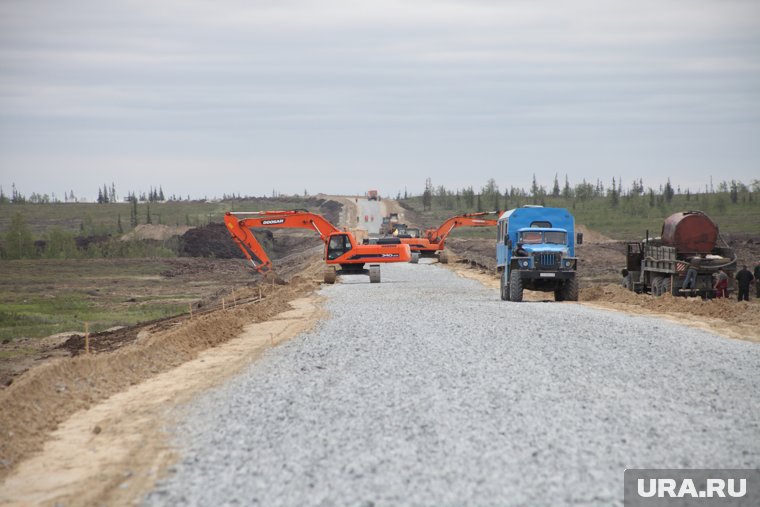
[[417, 175, 759, 212], [1, 183, 180, 205]]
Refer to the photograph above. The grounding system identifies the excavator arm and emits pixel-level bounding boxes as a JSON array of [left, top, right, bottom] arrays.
[[425, 211, 500, 249], [224, 210, 341, 273]]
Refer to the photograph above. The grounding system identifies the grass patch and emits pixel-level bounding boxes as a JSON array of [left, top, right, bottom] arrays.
[[0, 258, 246, 342]]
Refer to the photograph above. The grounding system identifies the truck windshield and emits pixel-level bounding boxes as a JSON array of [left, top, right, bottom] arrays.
[[544, 231, 567, 244], [520, 231, 543, 244]]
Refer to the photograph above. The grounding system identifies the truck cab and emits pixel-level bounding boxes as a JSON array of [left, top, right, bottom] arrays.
[[496, 206, 582, 302]]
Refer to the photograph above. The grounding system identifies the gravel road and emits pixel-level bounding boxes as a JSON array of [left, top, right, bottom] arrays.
[[144, 261, 760, 507]]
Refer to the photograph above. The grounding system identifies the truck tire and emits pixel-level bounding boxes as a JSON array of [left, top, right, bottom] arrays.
[[500, 271, 510, 301], [509, 269, 523, 302], [652, 276, 663, 296], [662, 277, 672, 296], [438, 250, 449, 264], [561, 277, 579, 301], [410, 252, 420, 264], [623, 273, 632, 290], [323, 267, 337, 284], [369, 265, 381, 283], [554, 288, 564, 302]]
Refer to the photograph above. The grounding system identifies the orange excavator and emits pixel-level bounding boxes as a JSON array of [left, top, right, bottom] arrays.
[[390, 211, 499, 263], [224, 210, 411, 283]]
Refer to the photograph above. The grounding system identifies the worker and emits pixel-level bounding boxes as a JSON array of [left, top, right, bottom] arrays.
[[755, 263, 760, 298], [713, 269, 728, 299], [735, 265, 754, 302], [681, 257, 701, 290]]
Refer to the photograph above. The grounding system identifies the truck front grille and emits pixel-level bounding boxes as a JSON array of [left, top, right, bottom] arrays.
[[534, 253, 560, 269]]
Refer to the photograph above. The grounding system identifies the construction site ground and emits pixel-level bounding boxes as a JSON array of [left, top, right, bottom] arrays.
[[0, 197, 758, 505]]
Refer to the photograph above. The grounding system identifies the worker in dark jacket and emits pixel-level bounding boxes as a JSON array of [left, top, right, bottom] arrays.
[[735, 265, 754, 302], [755, 264, 760, 297]]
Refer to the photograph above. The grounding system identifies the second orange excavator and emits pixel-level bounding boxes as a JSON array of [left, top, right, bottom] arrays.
[[387, 211, 499, 263], [224, 210, 411, 283]]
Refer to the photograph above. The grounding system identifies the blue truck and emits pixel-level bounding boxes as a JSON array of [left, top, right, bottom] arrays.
[[496, 206, 583, 302]]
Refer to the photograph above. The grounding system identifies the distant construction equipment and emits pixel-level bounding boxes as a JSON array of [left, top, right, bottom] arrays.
[[224, 210, 410, 284]]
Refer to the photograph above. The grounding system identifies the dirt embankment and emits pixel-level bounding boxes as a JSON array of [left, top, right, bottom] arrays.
[[0, 261, 326, 483]]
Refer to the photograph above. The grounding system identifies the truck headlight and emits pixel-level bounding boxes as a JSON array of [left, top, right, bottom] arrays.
[[520, 260, 529, 268], [563, 259, 574, 269]]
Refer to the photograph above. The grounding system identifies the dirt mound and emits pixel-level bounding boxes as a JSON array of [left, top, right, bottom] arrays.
[[180, 223, 246, 259], [180, 224, 323, 263], [581, 284, 760, 340], [317, 199, 342, 225], [121, 224, 191, 241]]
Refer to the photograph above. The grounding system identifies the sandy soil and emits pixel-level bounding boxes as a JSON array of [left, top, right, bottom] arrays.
[[0, 294, 325, 507]]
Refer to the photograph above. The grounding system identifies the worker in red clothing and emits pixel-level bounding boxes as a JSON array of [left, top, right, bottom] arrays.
[[713, 269, 729, 299]]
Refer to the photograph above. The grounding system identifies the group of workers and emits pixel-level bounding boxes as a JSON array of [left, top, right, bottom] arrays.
[[682, 261, 759, 302]]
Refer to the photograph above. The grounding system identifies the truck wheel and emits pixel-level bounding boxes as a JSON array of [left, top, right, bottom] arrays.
[[509, 269, 523, 302], [651, 276, 661, 296], [410, 252, 420, 264], [623, 273, 632, 290], [369, 265, 381, 283], [438, 250, 449, 264], [323, 267, 337, 284], [662, 277, 672, 296], [500, 271, 510, 301], [561, 277, 579, 301]]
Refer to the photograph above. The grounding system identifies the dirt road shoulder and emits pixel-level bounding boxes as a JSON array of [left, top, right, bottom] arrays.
[[0, 295, 325, 507]]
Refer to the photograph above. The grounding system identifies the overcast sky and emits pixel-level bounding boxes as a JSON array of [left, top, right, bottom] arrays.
[[1, 0, 759, 200]]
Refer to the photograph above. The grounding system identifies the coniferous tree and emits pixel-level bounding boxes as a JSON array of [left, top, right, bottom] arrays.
[[552, 174, 560, 198], [562, 175, 572, 199], [146, 204, 152, 224], [131, 197, 138, 227], [609, 177, 619, 208], [422, 178, 433, 211]]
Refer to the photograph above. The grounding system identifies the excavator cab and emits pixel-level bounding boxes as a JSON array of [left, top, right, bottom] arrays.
[[326, 233, 353, 260]]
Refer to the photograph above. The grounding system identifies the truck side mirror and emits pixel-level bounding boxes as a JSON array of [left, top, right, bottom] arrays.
[[576, 233, 583, 245], [506, 239, 512, 249]]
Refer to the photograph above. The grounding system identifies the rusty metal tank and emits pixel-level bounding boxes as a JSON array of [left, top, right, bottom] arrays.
[[660, 211, 718, 254]]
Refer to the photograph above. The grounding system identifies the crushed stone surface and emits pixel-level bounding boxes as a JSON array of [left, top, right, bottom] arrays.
[[144, 261, 760, 507]]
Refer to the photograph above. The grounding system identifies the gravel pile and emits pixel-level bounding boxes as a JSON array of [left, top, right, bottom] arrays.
[[144, 261, 760, 507]]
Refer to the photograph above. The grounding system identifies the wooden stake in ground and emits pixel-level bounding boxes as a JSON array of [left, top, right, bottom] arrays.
[[222, 298, 226, 311], [189, 303, 193, 320], [84, 322, 90, 355]]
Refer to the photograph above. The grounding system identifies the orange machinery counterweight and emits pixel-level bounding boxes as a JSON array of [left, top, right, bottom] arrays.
[[224, 210, 411, 283]]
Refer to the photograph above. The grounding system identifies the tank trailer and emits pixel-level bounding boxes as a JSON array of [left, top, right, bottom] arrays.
[[622, 211, 737, 297]]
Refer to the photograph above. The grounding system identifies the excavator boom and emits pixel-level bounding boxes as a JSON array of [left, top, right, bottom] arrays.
[[224, 210, 341, 272], [425, 211, 500, 251]]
